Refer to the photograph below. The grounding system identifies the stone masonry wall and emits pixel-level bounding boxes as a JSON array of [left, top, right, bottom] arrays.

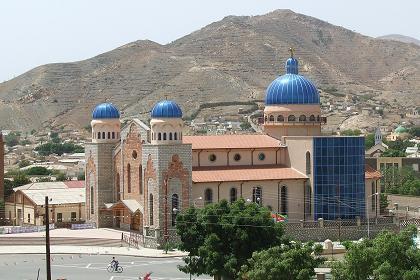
[[141, 143, 192, 248]]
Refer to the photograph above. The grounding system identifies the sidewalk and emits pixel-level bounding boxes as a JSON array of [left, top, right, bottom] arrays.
[[0, 228, 123, 239], [0, 245, 188, 258]]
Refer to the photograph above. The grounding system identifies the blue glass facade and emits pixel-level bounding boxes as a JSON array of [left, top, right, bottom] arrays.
[[313, 137, 365, 220]]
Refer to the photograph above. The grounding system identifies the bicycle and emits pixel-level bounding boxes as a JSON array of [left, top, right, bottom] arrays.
[[107, 263, 123, 273]]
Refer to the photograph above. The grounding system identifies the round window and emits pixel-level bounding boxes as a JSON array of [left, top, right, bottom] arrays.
[[132, 150, 138, 159], [258, 153, 265, 161], [234, 153, 241, 161], [209, 154, 217, 162]]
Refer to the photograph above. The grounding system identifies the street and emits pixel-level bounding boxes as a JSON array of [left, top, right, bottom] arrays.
[[0, 254, 211, 280]]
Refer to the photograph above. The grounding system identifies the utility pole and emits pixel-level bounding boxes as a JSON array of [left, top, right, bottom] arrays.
[[45, 196, 51, 280]]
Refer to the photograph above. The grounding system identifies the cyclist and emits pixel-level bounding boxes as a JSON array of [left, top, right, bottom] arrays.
[[110, 257, 119, 271], [142, 272, 152, 280]]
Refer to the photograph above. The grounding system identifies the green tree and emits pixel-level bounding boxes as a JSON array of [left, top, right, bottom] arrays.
[[365, 133, 375, 150], [3, 179, 14, 197], [176, 199, 284, 280], [35, 142, 84, 156], [77, 173, 85, 181], [382, 167, 420, 196], [55, 172, 68, 181], [12, 172, 31, 187], [408, 127, 420, 137], [331, 226, 420, 280], [240, 242, 324, 280], [4, 132, 19, 147], [240, 122, 252, 130], [18, 159, 31, 168], [25, 166, 51, 176]]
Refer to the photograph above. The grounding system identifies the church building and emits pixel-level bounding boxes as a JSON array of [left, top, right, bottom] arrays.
[[85, 51, 381, 248]]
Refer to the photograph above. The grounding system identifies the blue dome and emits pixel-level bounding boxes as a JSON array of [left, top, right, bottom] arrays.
[[151, 100, 182, 118], [92, 103, 120, 119], [265, 55, 319, 105]]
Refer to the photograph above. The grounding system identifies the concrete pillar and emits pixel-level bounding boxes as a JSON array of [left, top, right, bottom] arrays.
[[318, 218, 324, 228]]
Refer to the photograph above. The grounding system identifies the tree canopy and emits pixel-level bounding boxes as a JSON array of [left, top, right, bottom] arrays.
[[382, 167, 420, 196], [332, 226, 420, 280], [240, 242, 324, 280], [35, 142, 84, 156], [176, 199, 284, 280]]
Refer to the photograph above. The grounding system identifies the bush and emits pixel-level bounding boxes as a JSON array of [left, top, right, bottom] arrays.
[[18, 160, 31, 168], [35, 142, 84, 156], [25, 166, 51, 176]]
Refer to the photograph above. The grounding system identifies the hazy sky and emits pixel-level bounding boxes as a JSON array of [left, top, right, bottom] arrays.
[[1, 0, 419, 82]]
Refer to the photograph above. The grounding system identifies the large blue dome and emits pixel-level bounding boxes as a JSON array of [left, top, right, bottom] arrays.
[[265, 54, 319, 105], [151, 100, 183, 118], [92, 103, 120, 119]]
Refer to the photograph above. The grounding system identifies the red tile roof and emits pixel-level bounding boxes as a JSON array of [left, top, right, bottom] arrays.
[[183, 135, 282, 150], [365, 165, 382, 179], [64, 180, 85, 188], [192, 165, 307, 183]]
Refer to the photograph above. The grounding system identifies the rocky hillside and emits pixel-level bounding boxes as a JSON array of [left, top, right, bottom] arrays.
[[0, 9, 419, 131], [378, 34, 420, 46]]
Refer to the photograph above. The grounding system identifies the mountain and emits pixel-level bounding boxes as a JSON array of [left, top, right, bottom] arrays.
[[0, 9, 419, 131], [378, 34, 420, 46]]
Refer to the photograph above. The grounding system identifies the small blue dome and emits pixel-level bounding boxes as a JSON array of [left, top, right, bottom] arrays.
[[286, 57, 299, 74], [92, 103, 120, 119], [151, 100, 182, 118], [265, 54, 319, 105]]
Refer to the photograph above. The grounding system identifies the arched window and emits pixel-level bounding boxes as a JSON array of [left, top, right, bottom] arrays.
[[204, 188, 213, 205], [281, 186, 288, 215], [172, 194, 179, 226], [169, 132, 172, 140], [277, 115, 284, 122], [127, 164, 131, 193], [139, 165, 142, 194], [299, 115, 307, 122], [158, 133, 161, 141], [288, 115, 296, 122], [149, 194, 154, 225], [309, 115, 315, 122], [163, 133, 167, 140], [269, 115, 274, 122], [90, 186, 94, 215], [108, 132, 111, 139], [306, 151, 311, 175], [102, 132, 106, 139], [316, 115, 320, 122], [97, 132, 101, 139], [305, 182, 311, 218], [116, 173, 121, 201], [174, 132, 177, 140], [230, 188, 237, 203], [112, 132, 115, 139], [264, 116, 268, 122], [252, 187, 262, 205]]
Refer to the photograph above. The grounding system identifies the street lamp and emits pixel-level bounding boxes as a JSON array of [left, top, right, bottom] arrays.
[[367, 192, 379, 239]]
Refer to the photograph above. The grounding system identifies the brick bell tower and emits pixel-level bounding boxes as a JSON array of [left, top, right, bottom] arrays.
[[0, 131, 4, 220]]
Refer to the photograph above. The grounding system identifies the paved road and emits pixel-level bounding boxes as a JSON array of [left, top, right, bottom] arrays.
[[0, 254, 211, 280]]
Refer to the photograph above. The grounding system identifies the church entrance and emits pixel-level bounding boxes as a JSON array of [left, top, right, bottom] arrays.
[[131, 211, 143, 233]]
